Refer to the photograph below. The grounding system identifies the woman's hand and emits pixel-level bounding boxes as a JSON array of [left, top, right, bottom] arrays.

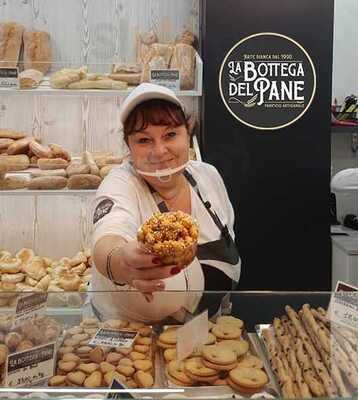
[[112, 241, 182, 299]]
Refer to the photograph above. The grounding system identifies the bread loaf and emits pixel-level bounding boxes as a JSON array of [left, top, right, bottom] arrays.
[[67, 79, 127, 90], [0, 161, 7, 179], [82, 151, 100, 175], [175, 30, 195, 46], [170, 44, 196, 90], [0, 129, 26, 140], [94, 155, 122, 168], [38, 158, 69, 170], [31, 169, 67, 178], [0, 176, 28, 190], [0, 22, 25, 68], [66, 163, 90, 177], [23, 31, 51, 74], [49, 143, 71, 161], [67, 174, 101, 190], [29, 156, 39, 167], [0, 154, 29, 171], [6, 137, 38, 155], [19, 69, 44, 89], [50, 67, 87, 89], [28, 176, 67, 190], [109, 73, 141, 85], [0, 138, 14, 150], [29, 142, 52, 158], [136, 30, 158, 64], [100, 165, 116, 179]]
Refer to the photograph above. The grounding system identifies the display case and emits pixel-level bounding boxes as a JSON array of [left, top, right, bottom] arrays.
[[0, 0, 202, 259], [0, 290, 355, 399]]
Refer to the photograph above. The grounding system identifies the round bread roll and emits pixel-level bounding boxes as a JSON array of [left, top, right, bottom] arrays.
[[137, 211, 198, 266]]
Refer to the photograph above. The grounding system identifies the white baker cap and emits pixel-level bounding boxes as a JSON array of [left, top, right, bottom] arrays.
[[331, 168, 358, 192], [119, 83, 185, 125]]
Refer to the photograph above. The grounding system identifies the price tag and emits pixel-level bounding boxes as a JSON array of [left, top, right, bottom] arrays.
[[150, 69, 180, 91], [106, 378, 134, 399], [12, 293, 48, 329], [177, 310, 208, 361], [0, 68, 19, 89], [89, 328, 138, 348], [5, 342, 56, 387], [328, 280, 358, 332]]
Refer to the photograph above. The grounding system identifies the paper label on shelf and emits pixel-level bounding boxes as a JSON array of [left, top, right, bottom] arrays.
[[5, 342, 56, 387], [328, 280, 358, 332], [12, 293, 48, 329], [0, 68, 19, 89], [150, 69, 180, 91], [106, 378, 134, 399], [177, 310, 208, 361], [89, 328, 138, 348]]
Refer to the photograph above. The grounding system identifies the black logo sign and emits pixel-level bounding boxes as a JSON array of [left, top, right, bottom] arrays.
[[7, 343, 55, 373], [93, 199, 114, 224], [219, 32, 316, 130], [151, 70, 179, 81], [0, 68, 18, 78]]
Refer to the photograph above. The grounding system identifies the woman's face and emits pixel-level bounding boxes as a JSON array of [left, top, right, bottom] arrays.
[[127, 123, 189, 184]]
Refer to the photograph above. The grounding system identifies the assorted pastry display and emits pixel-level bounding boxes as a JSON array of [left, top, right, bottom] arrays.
[[159, 315, 269, 394], [137, 211, 199, 267], [49, 318, 154, 388], [0, 130, 123, 190], [262, 304, 358, 398], [1, 22, 197, 91], [0, 248, 92, 304], [0, 314, 61, 386]]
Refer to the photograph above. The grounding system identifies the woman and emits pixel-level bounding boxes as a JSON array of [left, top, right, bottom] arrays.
[[91, 83, 240, 322]]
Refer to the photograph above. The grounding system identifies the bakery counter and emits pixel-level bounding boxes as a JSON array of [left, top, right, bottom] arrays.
[[0, 290, 355, 399]]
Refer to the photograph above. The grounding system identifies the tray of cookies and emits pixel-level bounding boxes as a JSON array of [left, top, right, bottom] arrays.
[[256, 304, 358, 399], [48, 318, 156, 390], [157, 315, 278, 398]]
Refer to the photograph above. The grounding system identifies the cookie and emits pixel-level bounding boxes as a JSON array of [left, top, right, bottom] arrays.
[[116, 347, 132, 356], [100, 361, 116, 374], [134, 370, 154, 388], [229, 367, 268, 389], [165, 368, 190, 387], [164, 348, 177, 363], [184, 357, 218, 377], [227, 377, 262, 394], [159, 328, 177, 345], [116, 365, 135, 377], [48, 375, 67, 386], [129, 351, 146, 361], [77, 363, 99, 374], [156, 339, 176, 350], [89, 347, 104, 363], [106, 352, 123, 364], [119, 358, 133, 367], [168, 360, 195, 385], [129, 321, 145, 330], [61, 353, 80, 364], [185, 369, 219, 383], [66, 371, 86, 386], [84, 371, 102, 388], [202, 345, 237, 365], [104, 371, 127, 386], [134, 344, 149, 354], [67, 326, 83, 336], [216, 316, 244, 329], [58, 346, 75, 356], [58, 360, 77, 372], [76, 346, 93, 355], [236, 354, 264, 369], [133, 359, 153, 372], [205, 333, 216, 345], [202, 358, 238, 371], [139, 327, 152, 337], [217, 339, 249, 357], [135, 336, 152, 346], [212, 324, 241, 340]]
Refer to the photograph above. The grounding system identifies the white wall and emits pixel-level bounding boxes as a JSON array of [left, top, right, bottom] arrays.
[[331, 0, 358, 221]]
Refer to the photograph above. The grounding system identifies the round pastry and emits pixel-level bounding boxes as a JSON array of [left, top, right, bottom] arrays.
[[167, 361, 195, 385], [202, 345, 237, 365], [137, 211, 199, 266], [236, 354, 264, 369], [216, 316, 244, 329], [217, 339, 249, 357], [229, 367, 268, 389], [184, 357, 217, 377], [212, 324, 241, 340]]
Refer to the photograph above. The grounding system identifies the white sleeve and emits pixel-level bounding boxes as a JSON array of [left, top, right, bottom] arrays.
[[91, 173, 140, 248]]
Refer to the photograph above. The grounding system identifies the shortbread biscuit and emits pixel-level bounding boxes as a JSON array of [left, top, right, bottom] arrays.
[[133, 359, 153, 372], [48, 375, 67, 386], [159, 328, 177, 345], [134, 370, 154, 388], [202, 345, 237, 365]]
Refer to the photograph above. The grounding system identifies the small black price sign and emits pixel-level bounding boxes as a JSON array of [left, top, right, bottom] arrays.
[[13, 293, 48, 329], [89, 328, 138, 348], [0, 68, 19, 88], [150, 69, 180, 90], [5, 342, 56, 387], [107, 378, 134, 399]]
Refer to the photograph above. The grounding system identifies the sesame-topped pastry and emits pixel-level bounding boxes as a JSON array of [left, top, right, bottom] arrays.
[[137, 211, 198, 266]]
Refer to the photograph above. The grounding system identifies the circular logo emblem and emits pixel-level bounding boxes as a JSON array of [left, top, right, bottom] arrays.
[[219, 32, 316, 130]]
